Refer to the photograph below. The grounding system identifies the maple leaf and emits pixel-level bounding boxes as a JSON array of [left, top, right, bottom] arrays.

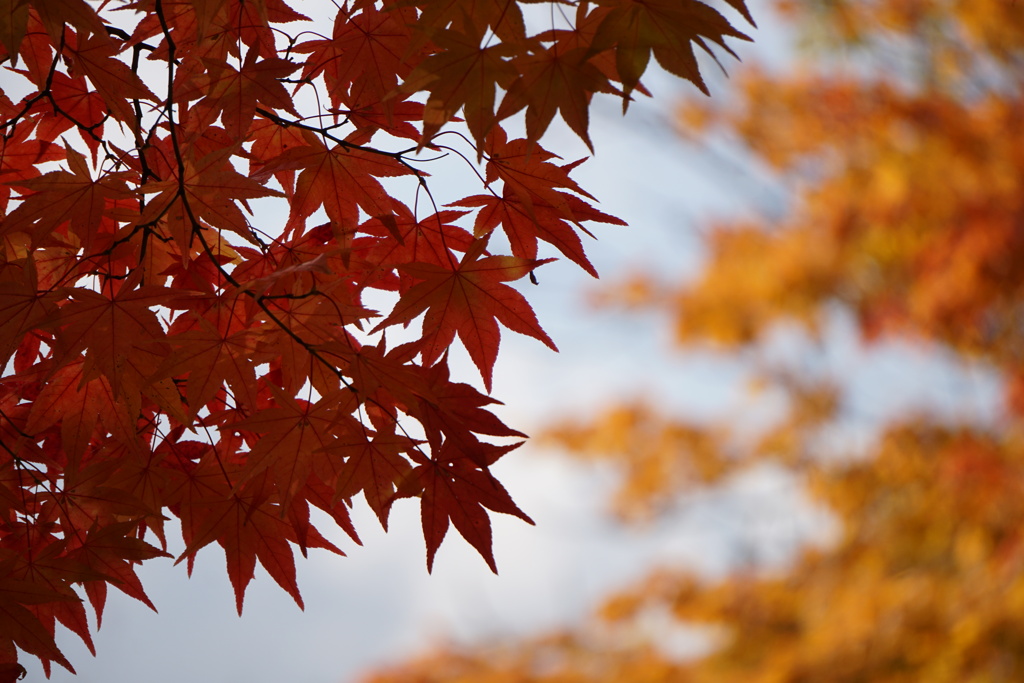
[[374, 239, 557, 391], [412, 359, 527, 455], [221, 0, 311, 59], [252, 128, 410, 234], [245, 117, 307, 195], [414, 0, 528, 43], [0, 125, 65, 213], [398, 24, 518, 149], [141, 145, 284, 248], [65, 31, 156, 123], [170, 454, 340, 614], [341, 98, 427, 142], [23, 359, 136, 473], [392, 439, 533, 573], [47, 273, 170, 399], [30, 0, 109, 44], [255, 283, 377, 394], [359, 203, 475, 280], [498, 40, 615, 150], [187, 49, 300, 139], [0, 260, 56, 367], [452, 190, 626, 277], [30, 72, 108, 156], [0, 598, 73, 674], [65, 521, 168, 614], [0, 0, 30, 60], [3, 147, 134, 251], [294, 5, 421, 112], [323, 426, 417, 529], [153, 316, 263, 419], [229, 386, 357, 508], [317, 334, 431, 415], [482, 128, 595, 216], [590, 0, 752, 100]]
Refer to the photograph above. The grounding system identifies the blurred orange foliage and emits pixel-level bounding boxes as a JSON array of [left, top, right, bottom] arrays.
[[362, 1, 1024, 681]]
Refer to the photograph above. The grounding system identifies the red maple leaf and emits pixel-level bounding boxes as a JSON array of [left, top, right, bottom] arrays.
[[252, 129, 410, 234], [168, 452, 341, 614], [498, 40, 615, 150], [154, 316, 263, 419], [65, 30, 155, 123], [4, 146, 134, 251], [186, 49, 300, 139], [590, 0, 752, 98], [294, 5, 421, 113], [398, 24, 517, 149], [374, 239, 556, 391], [359, 202, 475, 282], [392, 439, 533, 573], [0, 124, 65, 212], [229, 386, 357, 508], [452, 189, 626, 277], [141, 145, 283, 248], [324, 426, 417, 529]]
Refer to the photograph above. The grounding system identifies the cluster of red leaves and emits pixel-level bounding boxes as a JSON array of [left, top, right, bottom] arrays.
[[0, 0, 751, 675]]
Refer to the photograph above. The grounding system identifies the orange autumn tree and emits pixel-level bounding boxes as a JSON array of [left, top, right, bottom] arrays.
[[0, 0, 756, 677], [362, 1, 1024, 681]]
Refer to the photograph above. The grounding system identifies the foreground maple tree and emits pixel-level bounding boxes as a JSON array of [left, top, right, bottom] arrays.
[[0, 0, 756, 677], [361, 0, 1024, 681]]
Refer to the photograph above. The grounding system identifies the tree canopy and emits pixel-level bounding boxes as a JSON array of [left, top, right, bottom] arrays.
[[362, 1, 1024, 681], [0, 0, 754, 677]]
